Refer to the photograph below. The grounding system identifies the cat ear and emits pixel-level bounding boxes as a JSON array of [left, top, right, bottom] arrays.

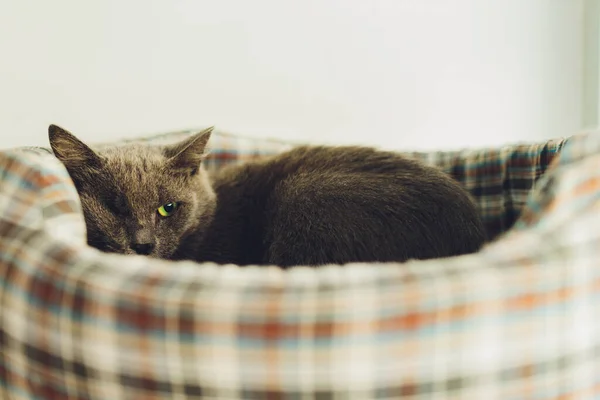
[[48, 125, 103, 172], [164, 126, 213, 175]]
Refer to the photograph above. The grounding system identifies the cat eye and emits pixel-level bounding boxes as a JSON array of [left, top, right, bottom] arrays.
[[157, 202, 179, 217]]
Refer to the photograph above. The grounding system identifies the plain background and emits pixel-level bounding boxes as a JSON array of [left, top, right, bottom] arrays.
[[0, 0, 598, 150]]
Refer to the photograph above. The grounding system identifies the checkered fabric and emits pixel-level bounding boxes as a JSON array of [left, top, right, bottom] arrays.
[[1, 128, 599, 399]]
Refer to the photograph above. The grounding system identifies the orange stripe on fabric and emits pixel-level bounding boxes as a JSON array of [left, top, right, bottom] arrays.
[[547, 175, 600, 215], [550, 382, 600, 400]]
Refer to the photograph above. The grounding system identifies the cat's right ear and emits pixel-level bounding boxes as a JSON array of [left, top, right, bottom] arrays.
[[48, 125, 103, 172], [164, 126, 213, 176]]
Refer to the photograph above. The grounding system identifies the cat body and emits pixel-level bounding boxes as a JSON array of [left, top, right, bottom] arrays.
[[49, 125, 486, 267], [176, 146, 486, 267]]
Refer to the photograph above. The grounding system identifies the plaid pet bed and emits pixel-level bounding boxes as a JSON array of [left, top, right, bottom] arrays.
[[1, 128, 599, 399]]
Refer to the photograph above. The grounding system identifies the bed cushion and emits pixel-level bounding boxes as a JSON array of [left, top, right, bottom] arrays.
[[1, 129, 598, 399]]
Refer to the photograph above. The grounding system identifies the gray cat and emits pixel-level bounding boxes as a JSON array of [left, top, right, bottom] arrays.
[[49, 124, 486, 267]]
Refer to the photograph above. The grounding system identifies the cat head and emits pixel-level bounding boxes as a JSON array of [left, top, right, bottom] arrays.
[[49, 124, 216, 258]]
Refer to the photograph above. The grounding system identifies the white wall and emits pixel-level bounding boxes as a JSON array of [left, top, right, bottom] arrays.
[[584, 0, 600, 129], [0, 0, 590, 150]]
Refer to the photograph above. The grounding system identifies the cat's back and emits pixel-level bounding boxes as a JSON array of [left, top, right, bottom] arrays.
[[213, 145, 444, 191], [264, 145, 431, 175]]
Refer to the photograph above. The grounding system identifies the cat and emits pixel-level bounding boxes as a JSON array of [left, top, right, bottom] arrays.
[[49, 124, 486, 268]]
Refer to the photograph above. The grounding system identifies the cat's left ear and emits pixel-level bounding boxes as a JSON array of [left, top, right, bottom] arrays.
[[164, 126, 213, 176], [48, 125, 103, 172]]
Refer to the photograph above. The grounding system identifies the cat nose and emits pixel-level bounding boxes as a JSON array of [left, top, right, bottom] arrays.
[[130, 242, 155, 255]]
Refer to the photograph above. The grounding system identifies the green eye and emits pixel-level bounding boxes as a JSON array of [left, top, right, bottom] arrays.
[[157, 202, 178, 217]]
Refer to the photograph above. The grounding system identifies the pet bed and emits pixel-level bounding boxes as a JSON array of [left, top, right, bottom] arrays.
[[1, 128, 599, 399]]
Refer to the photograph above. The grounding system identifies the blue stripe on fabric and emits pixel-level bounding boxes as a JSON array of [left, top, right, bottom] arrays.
[[0, 168, 37, 191], [0, 375, 44, 400]]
